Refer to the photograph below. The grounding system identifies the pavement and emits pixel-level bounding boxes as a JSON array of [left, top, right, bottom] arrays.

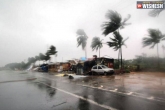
[[0, 70, 165, 110]]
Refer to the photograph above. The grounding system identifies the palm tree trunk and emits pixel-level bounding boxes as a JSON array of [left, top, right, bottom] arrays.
[[85, 46, 87, 58], [120, 47, 123, 70], [99, 48, 100, 58], [118, 49, 120, 69], [157, 44, 159, 68], [164, 49, 165, 58]]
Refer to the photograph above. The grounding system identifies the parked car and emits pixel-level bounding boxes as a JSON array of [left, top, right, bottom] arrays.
[[91, 65, 114, 75]]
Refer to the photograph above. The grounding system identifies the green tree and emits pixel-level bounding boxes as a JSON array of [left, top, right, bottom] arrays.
[[101, 10, 131, 70], [76, 29, 88, 58], [46, 45, 58, 63], [91, 37, 103, 58], [142, 29, 165, 67], [101, 10, 131, 36], [49, 45, 57, 55], [107, 31, 128, 68]]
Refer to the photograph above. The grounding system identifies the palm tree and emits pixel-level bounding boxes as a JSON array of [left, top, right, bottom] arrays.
[[148, 0, 165, 17], [76, 29, 88, 58], [142, 29, 165, 67], [107, 31, 128, 69], [91, 37, 103, 58], [46, 45, 58, 63], [101, 10, 131, 36], [49, 45, 58, 55]]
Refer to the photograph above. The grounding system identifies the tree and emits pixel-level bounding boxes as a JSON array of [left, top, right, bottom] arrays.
[[101, 10, 131, 36], [101, 10, 131, 70], [107, 31, 128, 68], [91, 37, 103, 58], [46, 45, 57, 56], [142, 29, 165, 67], [148, 0, 165, 17], [76, 29, 88, 58], [47, 45, 58, 63]]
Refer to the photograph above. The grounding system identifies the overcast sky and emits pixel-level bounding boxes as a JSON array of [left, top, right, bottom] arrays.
[[0, 0, 165, 66]]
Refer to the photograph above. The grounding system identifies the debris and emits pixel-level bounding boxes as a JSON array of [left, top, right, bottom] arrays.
[[51, 101, 67, 108], [63, 74, 68, 77], [69, 75, 74, 79]]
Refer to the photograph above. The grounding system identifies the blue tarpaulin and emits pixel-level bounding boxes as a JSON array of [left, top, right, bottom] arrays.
[[80, 57, 87, 61]]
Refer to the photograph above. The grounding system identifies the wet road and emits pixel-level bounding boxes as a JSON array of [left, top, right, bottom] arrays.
[[0, 70, 165, 110]]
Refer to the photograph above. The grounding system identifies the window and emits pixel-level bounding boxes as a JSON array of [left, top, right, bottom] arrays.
[[98, 66, 102, 69], [101, 65, 108, 68], [93, 66, 97, 69]]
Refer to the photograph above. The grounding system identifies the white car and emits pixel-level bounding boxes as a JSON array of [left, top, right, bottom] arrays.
[[91, 65, 114, 75]]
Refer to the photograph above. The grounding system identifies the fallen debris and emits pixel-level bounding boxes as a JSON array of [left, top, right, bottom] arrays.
[[69, 75, 74, 79], [51, 101, 67, 108]]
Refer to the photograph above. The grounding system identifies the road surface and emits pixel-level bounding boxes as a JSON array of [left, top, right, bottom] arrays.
[[0, 70, 165, 110]]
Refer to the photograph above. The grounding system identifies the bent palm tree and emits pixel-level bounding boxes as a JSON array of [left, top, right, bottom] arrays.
[[148, 0, 165, 17], [49, 45, 57, 55], [76, 29, 88, 58], [102, 10, 131, 36], [142, 29, 165, 67], [91, 37, 103, 58], [107, 31, 128, 68], [48, 45, 58, 63]]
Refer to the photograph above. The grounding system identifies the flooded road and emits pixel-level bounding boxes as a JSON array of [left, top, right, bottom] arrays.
[[0, 70, 165, 110]]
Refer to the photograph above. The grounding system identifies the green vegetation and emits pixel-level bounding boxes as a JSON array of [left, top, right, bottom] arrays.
[[4, 45, 57, 70], [120, 55, 165, 72], [142, 29, 165, 67]]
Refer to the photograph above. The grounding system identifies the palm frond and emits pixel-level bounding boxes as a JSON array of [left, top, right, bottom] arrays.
[[107, 42, 119, 51], [120, 14, 131, 29], [77, 36, 87, 50], [142, 37, 155, 48], [102, 22, 120, 36], [122, 37, 129, 47], [76, 29, 87, 37], [91, 37, 103, 51], [105, 10, 122, 24], [113, 31, 123, 45], [162, 35, 165, 40], [102, 10, 122, 36], [76, 29, 88, 50], [122, 37, 129, 43]]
